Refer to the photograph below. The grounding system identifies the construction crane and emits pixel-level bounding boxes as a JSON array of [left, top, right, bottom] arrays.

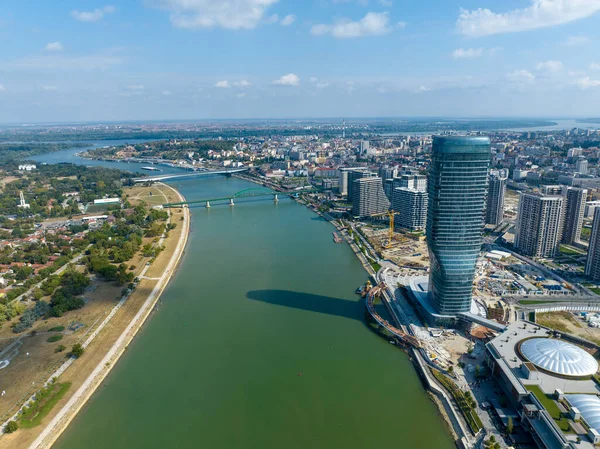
[[371, 210, 396, 249]]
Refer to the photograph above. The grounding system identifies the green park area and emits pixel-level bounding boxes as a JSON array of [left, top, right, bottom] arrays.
[[527, 385, 572, 433], [20, 381, 71, 428]]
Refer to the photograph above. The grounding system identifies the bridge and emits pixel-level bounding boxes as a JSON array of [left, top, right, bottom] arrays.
[[162, 187, 310, 208], [458, 312, 507, 332], [132, 167, 249, 183], [366, 283, 421, 349]]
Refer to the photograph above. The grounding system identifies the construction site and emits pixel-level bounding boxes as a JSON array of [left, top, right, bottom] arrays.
[[357, 211, 429, 275]]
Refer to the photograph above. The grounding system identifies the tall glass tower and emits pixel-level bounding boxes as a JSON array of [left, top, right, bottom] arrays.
[[427, 136, 491, 317]]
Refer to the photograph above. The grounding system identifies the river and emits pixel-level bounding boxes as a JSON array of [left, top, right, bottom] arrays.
[[32, 140, 187, 176], [35, 146, 454, 449]]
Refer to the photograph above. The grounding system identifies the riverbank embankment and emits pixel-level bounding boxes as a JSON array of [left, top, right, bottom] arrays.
[[28, 184, 189, 449], [0, 184, 190, 449]]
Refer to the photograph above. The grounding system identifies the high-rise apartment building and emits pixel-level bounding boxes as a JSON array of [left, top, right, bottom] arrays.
[[485, 169, 508, 226], [391, 173, 428, 231], [399, 174, 427, 191], [393, 188, 428, 231], [576, 158, 589, 175], [338, 167, 366, 197], [379, 166, 398, 201], [586, 208, 600, 280], [562, 187, 587, 245], [360, 140, 370, 156], [378, 166, 397, 183], [346, 169, 372, 200], [515, 193, 563, 258], [351, 177, 390, 218], [426, 136, 491, 317]]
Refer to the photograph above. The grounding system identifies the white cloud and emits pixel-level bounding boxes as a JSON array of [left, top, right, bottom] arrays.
[[590, 63, 600, 71], [280, 14, 295, 26], [452, 48, 484, 59], [536, 60, 563, 72], [236, 92, 247, 98], [45, 42, 63, 52], [215, 79, 251, 88], [273, 73, 300, 86], [379, 0, 393, 6], [71, 5, 115, 22], [507, 69, 536, 82], [563, 35, 590, 46], [457, 0, 600, 37], [42, 85, 58, 91], [162, 90, 172, 95], [215, 80, 231, 88], [311, 12, 396, 38], [127, 84, 145, 90], [575, 76, 600, 89], [154, 0, 279, 30], [416, 85, 430, 93], [0, 84, 5, 92], [310, 77, 318, 83]]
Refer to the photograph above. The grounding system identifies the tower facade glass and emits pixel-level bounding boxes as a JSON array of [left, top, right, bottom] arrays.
[[427, 136, 491, 316]]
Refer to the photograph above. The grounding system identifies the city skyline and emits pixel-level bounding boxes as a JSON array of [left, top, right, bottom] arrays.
[[1, 1, 600, 122]]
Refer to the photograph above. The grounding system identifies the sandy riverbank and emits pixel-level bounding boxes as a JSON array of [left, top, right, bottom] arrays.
[[0, 184, 190, 449]]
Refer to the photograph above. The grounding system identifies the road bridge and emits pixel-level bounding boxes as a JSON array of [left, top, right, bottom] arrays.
[[132, 167, 248, 183], [162, 187, 309, 208]]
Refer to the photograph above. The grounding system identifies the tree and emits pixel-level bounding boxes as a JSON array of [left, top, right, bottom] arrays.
[[5, 420, 19, 434], [71, 343, 84, 358], [507, 416, 514, 434]]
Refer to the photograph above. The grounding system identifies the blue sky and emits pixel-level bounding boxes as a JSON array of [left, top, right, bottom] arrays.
[[1, 0, 600, 122]]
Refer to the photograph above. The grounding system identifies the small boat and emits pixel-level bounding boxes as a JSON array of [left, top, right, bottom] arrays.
[[332, 232, 342, 243]]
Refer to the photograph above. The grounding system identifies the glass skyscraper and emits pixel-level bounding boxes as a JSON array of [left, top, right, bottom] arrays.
[[427, 136, 491, 317]]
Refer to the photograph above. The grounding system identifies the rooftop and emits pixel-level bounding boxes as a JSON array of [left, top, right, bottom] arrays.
[[487, 321, 600, 395], [520, 338, 599, 378]]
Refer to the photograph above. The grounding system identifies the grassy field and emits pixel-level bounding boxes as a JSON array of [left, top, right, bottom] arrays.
[[582, 227, 591, 241], [126, 185, 172, 207], [527, 385, 572, 433], [20, 382, 71, 429], [559, 245, 583, 256], [519, 300, 553, 305], [535, 312, 581, 332]]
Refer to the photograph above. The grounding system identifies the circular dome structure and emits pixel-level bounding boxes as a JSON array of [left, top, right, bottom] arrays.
[[520, 338, 598, 378]]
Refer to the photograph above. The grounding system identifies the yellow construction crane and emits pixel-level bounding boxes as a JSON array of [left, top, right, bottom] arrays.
[[371, 210, 396, 249]]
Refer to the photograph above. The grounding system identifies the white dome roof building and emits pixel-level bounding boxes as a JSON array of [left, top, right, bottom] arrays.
[[519, 338, 599, 378]]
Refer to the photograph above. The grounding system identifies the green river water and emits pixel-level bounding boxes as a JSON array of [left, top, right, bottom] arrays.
[[54, 175, 454, 449]]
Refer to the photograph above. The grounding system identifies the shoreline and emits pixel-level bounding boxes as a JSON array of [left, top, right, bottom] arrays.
[[23, 183, 190, 449]]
